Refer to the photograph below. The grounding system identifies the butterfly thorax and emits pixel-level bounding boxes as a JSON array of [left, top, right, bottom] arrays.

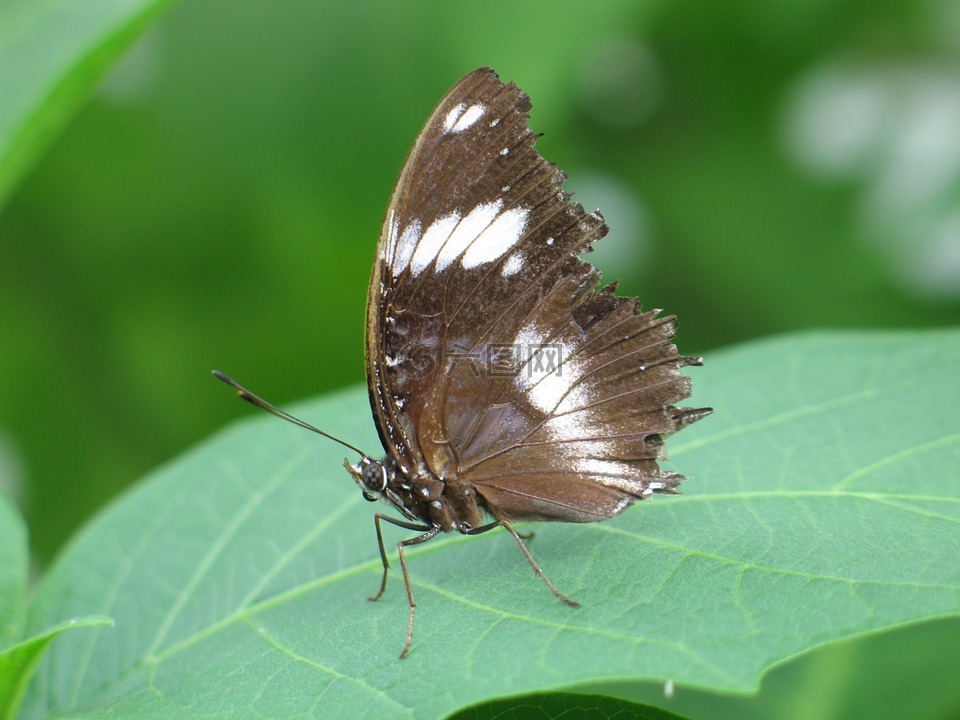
[[345, 455, 485, 533]]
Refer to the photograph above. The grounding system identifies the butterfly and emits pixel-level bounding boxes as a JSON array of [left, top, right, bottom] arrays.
[[216, 67, 711, 658]]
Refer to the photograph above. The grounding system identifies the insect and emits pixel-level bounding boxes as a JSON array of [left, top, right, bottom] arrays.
[[216, 67, 711, 658]]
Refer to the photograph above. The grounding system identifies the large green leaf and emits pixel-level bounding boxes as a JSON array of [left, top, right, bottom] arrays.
[[21, 330, 960, 718], [0, 0, 175, 209]]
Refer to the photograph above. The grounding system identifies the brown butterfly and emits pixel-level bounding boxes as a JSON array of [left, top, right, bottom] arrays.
[[216, 67, 711, 658]]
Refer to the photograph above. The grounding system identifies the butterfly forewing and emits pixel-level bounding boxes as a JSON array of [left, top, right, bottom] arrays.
[[367, 67, 708, 524]]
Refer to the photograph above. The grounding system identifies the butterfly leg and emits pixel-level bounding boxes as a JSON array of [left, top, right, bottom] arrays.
[[465, 519, 580, 609], [369, 513, 431, 602], [394, 524, 442, 658], [369, 514, 440, 658]]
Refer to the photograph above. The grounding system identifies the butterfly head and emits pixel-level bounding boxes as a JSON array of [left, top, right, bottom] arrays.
[[345, 457, 389, 502]]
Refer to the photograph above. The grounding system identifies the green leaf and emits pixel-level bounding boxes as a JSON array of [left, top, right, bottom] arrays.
[[0, 0, 175, 210], [0, 490, 27, 648], [1, 481, 114, 719], [0, 616, 113, 720], [21, 329, 960, 719]]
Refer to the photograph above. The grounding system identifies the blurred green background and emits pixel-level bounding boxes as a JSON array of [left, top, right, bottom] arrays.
[[1, 0, 958, 605], [2, 1, 960, 717]]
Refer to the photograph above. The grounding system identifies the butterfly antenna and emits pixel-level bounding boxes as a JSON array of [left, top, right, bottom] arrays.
[[212, 370, 368, 458]]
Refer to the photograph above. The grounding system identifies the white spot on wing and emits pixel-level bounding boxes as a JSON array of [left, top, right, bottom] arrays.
[[443, 103, 466, 132], [435, 201, 503, 272], [513, 321, 586, 415], [514, 322, 547, 354], [527, 360, 586, 414], [542, 413, 606, 447], [575, 458, 635, 478], [460, 207, 529, 269], [392, 219, 421, 275], [444, 102, 485, 134], [410, 213, 461, 275], [501, 252, 524, 276]]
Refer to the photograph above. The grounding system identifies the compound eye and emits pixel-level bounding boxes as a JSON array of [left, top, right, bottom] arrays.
[[361, 462, 388, 494]]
